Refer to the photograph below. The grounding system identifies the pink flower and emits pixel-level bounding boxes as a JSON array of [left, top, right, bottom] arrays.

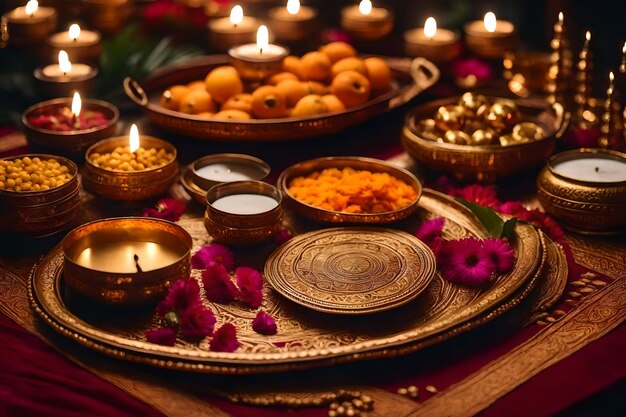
[[201, 263, 240, 303], [438, 238, 496, 286], [482, 238, 516, 274], [179, 303, 216, 339], [210, 323, 241, 352], [448, 184, 501, 208], [274, 229, 293, 246], [452, 58, 492, 83], [497, 202, 565, 243], [416, 217, 445, 254], [252, 311, 277, 335], [236, 267, 264, 308], [142, 198, 187, 222], [563, 127, 601, 149], [146, 327, 177, 346], [156, 278, 201, 316], [191, 244, 235, 271]]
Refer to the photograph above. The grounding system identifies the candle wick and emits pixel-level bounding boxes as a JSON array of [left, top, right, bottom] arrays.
[[233, 23, 238, 28], [595, 167, 599, 173], [259, 48, 263, 56], [134, 254, 143, 273], [71, 113, 79, 129]]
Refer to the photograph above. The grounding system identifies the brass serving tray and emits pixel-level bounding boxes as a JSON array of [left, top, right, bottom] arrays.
[[30, 190, 544, 374], [123, 55, 439, 141]]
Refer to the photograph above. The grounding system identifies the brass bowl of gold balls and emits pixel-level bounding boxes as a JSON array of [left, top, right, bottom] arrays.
[[401, 93, 569, 182]]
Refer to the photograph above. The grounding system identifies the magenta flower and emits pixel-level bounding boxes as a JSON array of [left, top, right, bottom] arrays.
[[191, 244, 235, 271], [448, 184, 501, 208], [179, 303, 216, 339], [416, 217, 445, 255], [146, 327, 177, 346], [252, 311, 277, 335], [452, 58, 492, 84], [156, 278, 201, 316], [563, 127, 601, 149], [236, 267, 264, 309], [201, 263, 240, 304], [482, 238, 516, 274], [497, 202, 565, 243], [439, 238, 496, 286], [142, 198, 187, 222], [210, 323, 241, 353], [274, 229, 293, 246]]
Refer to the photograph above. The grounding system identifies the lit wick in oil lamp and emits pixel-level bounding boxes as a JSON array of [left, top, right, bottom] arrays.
[[268, 0, 319, 44], [404, 17, 461, 64], [34, 50, 99, 97], [464, 12, 518, 59], [341, 0, 394, 41], [207, 5, 259, 52], [82, 124, 179, 201], [228, 25, 290, 82], [46, 23, 102, 64], [2, 0, 57, 47]]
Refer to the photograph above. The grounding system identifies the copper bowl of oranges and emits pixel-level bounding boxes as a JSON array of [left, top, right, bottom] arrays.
[[0, 154, 80, 237], [401, 93, 569, 183], [277, 156, 422, 224], [123, 43, 439, 142]]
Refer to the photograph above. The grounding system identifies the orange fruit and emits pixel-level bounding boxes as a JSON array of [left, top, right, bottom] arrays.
[[304, 81, 330, 95], [204, 66, 244, 104], [283, 55, 303, 77], [330, 70, 371, 108], [213, 110, 251, 120], [300, 51, 332, 81], [222, 93, 253, 113], [364, 57, 393, 91], [276, 80, 309, 107], [187, 80, 206, 91], [291, 94, 329, 117], [251, 85, 288, 119], [331, 57, 367, 78], [319, 41, 357, 64], [195, 112, 214, 119], [160, 85, 191, 111], [179, 90, 216, 114], [266, 71, 299, 85], [321, 94, 346, 113]]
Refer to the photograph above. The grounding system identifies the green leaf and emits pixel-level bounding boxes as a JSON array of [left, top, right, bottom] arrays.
[[501, 218, 518, 241], [457, 199, 505, 238]]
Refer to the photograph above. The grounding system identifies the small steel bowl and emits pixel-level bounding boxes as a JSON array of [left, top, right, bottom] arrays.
[[62, 217, 192, 305], [190, 153, 270, 191], [537, 149, 626, 235], [204, 181, 283, 245], [22, 97, 119, 159], [82, 136, 178, 201], [401, 97, 568, 183], [277, 156, 422, 224], [0, 154, 80, 237]]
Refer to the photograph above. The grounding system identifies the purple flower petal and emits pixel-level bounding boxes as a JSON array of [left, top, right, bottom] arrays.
[[210, 323, 240, 353], [482, 238, 516, 274], [179, 303, 216, 339], [236, 266, 263, 309], [156, 278, 201, 316], [191, 244, 235, 271], [438, 237, 496, 286], [252, 311, 277, 335], [201, 263, 240, 303]]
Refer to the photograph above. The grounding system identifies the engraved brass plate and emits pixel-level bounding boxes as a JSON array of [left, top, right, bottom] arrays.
[[265, 228, 436, 314]]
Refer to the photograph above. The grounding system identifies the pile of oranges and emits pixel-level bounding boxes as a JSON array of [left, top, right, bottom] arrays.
[[159, 41, 394, 120]]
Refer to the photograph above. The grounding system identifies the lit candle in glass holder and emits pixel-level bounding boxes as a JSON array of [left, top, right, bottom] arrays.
[[228, 25, 290, 81], [404, 17, 461, 64], [268, 0, 319, 43], [207, 5, 259, 52], [464, 11, 518, 59], [2, 0, 58, 47], [46, 23, 102, 64], [340, 0, 394, 41]]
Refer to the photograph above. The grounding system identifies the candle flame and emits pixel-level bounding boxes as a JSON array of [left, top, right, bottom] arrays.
[[257, 25, 269, 54], [58, 50, 72, 74], [25, 0, 38, 16], [230, 5, 243, 26], [558, 12, 563, 23], [424, 17, 437, 39], [609, 71, 614, 82], [68, 24, 81, 41], [484, 12, 496, 33], [359, 0, 372, 16], [71, 92, 81, 117], [129, 124, 140, 154], [585, 30, 591, 42], [623, 41, 626, 54], [287, 0, 300, 15]]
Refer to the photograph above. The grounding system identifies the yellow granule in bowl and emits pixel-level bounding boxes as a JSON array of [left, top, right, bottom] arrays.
[[287, 167, 418, 214]]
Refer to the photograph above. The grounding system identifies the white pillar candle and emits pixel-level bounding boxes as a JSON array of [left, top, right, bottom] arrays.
[[212, 194, 279, 215], [195, 163, 266, 182]]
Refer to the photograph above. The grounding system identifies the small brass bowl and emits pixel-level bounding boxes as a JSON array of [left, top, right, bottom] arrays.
[[464, 21, 518, 59], [82, 136, 178, 201], [82, 0, 132, 35], [22, 97, 119, 159], [207, 16, 258, 52], [46, 29, 102, 65], [277, 156, 422, 224], [2, 6, 57, 47], [62, 217, 192, 305], [537, 149, 626, 235], [33, 65, 99, 98], [204, 181, 283, 245], [0, 154, 80, 237], [401, 97, 568, 183], [340, 5, 394, 41], [267, 6, 319, 43]]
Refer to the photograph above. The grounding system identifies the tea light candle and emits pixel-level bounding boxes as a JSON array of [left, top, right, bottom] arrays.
[[46, 23, 102, 64], [552, 155, 626, 183], [341, 0, 393, 41], [404, 17, 461, 63], [464, 12, 518, 59], [268, 0, 318, 43], [212, 193, 279, 215], [228, 25, 289, 81], [34, 50, 98, 97], [2, 0, 57, 46], [207, 5, 259, 52], [75, 241, 183, 273]]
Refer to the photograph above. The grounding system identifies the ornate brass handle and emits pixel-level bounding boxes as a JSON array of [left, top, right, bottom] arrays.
[[123, 77, 149, 107], [389, 57, 440, 109]]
